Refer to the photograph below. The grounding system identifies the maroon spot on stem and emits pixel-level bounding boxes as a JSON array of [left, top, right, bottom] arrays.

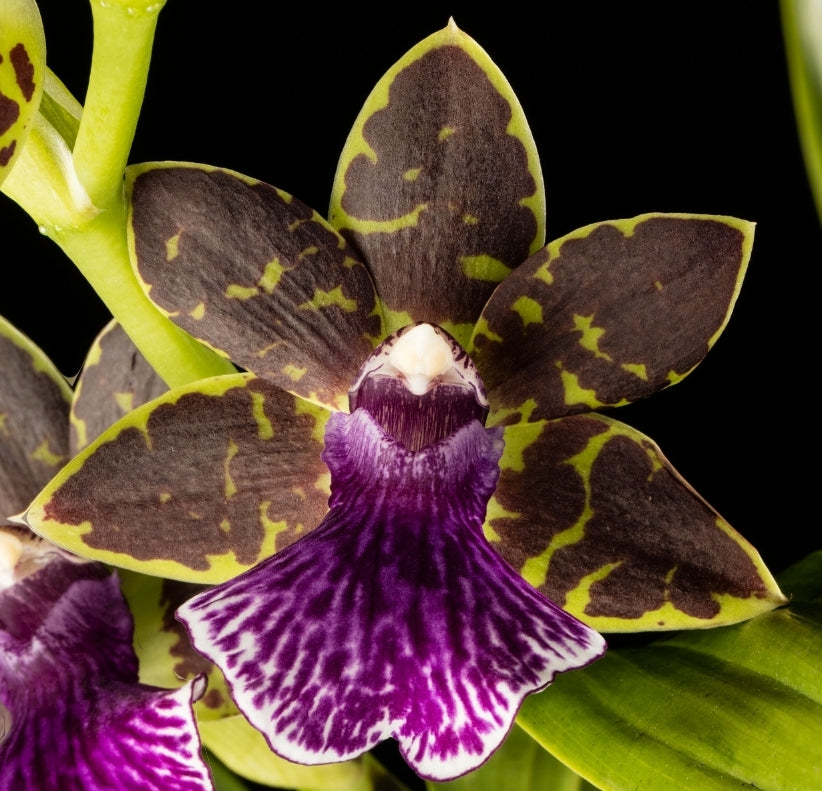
[[11, 43, 36, 102]]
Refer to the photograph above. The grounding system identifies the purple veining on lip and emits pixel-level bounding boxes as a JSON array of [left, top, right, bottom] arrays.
[[177, 409, 606, 780], [0, 537, 213, 791]]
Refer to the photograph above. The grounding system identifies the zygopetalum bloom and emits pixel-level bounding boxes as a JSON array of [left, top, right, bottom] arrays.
[[23, 20, 786, 781], [0, 315, 214, 790]]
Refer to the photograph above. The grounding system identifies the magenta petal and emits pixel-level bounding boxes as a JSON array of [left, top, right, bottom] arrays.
[[178, 410, 605, 781], [0, 552, 213, 791]]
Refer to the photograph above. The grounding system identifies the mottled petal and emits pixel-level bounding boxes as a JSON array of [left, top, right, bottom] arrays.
[[484, 413, 786, 631], [329, 19, 544, 346], [70, 319, 168, 454], [471, 214, 753, 423], [178, 410, 604, 781], [0, 314, 71, 521], [126, 162, 382, 411], [24, 373, 331, 583], [0, 0, 45, 184], [0, 542, 213, 790]]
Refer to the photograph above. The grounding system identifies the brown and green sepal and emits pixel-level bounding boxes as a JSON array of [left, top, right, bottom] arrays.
[[329, 19, 545, 346], [471, 214, 754, 424], [24, 372, 332, 583], [71, 319, 169, 454], [126, 162, 383, 411], [485, 411, 786, 631], [0, 314, 71, 522]]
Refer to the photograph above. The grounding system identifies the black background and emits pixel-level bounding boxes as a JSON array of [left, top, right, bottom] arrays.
[[2, 5, 816, 585]]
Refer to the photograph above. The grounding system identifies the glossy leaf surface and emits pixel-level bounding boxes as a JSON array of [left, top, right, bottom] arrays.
[[329, 19, 545, 345], [126, 162, 382, 411], [517, 552, 822, 791], [471, 214, 753, 422], [486, 412, 785, 631], [427, 724, 597, 791], [25, 373, 331, 582]]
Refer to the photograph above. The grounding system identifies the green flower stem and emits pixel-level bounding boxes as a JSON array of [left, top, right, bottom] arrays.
[[3, 0, 236, 387], [54, 203, 237, 388], [72, 0, 162, 213]]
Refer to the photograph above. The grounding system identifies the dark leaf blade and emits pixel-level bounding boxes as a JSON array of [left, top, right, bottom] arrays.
[[329, 19, 545, 347], [24, 372, 332, 583], [486, 412, 785, 632], [0, 313, 71, 521], [471, 214, 753, 423], [126, 162, 383, 411], [71, 319, 168, 454], [517, 552, 822, 791]]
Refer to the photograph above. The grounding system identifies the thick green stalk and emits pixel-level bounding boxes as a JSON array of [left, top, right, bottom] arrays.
[[54, 203, 236, 388], [2, 0, 235, 386], [73, 0, 160, 213]]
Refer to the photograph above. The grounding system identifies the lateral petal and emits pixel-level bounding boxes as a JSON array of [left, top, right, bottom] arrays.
[[126, 162, 382, 411], [485, 413, 786, 631], [471, 214, 753, 422]]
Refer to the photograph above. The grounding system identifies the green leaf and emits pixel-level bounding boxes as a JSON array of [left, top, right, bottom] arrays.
[[126, 161, 383, 411], [427, 724, 597, 791], [782, 0, 822, 226], [485, 412, 785, 631], [471, 214, 754, 424], [206, 750, 254, 791], [24, 372, 331, 582], [329, 18, 545, 347], [517, 552, 822, 790], [0, 313, 71, 521]]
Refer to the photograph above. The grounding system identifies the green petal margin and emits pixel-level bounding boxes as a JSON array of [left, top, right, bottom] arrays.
[[23, 372, 331, 582], [471, 214, 753, 423], [517, 552, 822, 791], [199, 715, 412, 791], [0, 0, 45, 185], [126, 162, 383, 411], [70, 319, 168, 454], [0, 313, 71, 521], [485, 412, 785, 632], [329, 19, 545, 347]]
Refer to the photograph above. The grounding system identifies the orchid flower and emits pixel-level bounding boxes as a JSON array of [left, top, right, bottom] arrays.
[[16, 14, 788, 786], [0, 314, 214, 790]]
